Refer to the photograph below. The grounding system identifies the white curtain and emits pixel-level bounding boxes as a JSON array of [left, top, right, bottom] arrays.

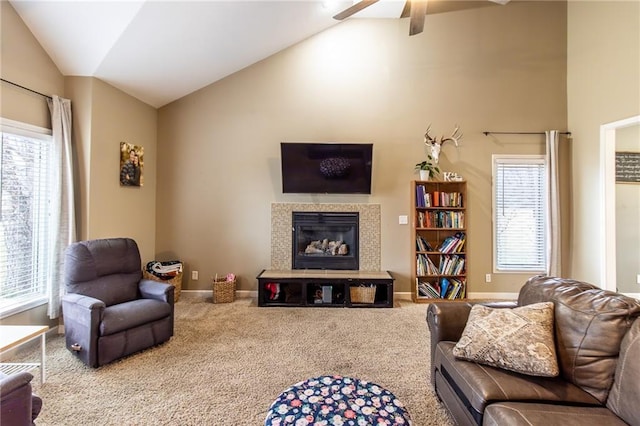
[[47, 95, 76, 318], [545, 130, 561, 276]]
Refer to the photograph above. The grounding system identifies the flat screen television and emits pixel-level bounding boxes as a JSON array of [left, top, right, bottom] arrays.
[[281, 142, 373, 194]]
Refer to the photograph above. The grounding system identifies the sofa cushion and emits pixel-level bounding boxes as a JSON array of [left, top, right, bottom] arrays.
[[518, 276, 640, 403], [483, 402, 628, 426], [453, 302, 559, 377], [100, 299, 171, 336], [606, 318, 640, 425], [435, 341, 600, 423]]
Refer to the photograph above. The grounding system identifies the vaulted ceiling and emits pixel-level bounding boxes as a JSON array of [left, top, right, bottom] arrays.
[[9, 1, 505, 108]]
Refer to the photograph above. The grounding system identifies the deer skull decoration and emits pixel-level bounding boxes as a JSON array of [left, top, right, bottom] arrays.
[[424, 125, 463, 164]]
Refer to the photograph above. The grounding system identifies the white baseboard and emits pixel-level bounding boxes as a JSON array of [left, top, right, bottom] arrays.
[[181, 289, 257, 298]]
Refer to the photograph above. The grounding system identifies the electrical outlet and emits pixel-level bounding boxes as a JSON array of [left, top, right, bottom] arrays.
[[485, 273, 492, 283], [192, 270, 199, 280], [399, 215, 408, 225], [637, 273, 640, 285]]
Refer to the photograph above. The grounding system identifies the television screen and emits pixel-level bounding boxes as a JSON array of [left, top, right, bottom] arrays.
[[281, 142, 373, 194]]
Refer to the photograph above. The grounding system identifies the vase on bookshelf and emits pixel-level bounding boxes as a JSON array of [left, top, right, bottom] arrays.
[[419, 170, 430, 180]]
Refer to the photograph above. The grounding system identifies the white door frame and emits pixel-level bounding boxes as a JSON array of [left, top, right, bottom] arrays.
[[600, 115, 640, 292]]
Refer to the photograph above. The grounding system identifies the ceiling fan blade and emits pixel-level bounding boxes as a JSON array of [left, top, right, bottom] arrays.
[[400, 1, 411, 19], [488, 0, 511, 4], [333, 0, 380, 20], [409, 0, 428, 36]]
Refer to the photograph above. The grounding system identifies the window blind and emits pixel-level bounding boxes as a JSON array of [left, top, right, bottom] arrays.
[[493, 156, 547, 272], [0, 124, 53, 316]]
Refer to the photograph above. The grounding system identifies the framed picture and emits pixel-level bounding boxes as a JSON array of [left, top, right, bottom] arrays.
[[120, 142, 144, 187], [615, 151, 640, 183]]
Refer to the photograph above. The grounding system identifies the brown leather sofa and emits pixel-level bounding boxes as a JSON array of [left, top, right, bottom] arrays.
[[427, 276, 640, 426]]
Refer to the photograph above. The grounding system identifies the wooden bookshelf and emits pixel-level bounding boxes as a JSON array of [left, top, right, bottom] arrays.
[[411, 180, 467, 302]]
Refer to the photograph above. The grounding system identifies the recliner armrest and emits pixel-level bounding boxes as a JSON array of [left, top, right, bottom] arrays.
[[139, 279, 174, 304], [0, 371, 34, 396], [0, 371, 39, 424], [62, 293, 105, 310]]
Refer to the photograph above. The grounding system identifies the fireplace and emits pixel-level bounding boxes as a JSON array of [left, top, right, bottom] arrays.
[[292, 212, 359, 270]]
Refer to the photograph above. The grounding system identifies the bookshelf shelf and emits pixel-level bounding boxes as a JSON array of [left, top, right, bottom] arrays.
[[412, 180, 467, 302]]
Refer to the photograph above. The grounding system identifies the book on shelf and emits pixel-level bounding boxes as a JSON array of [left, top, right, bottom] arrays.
[[438, 232, 466, 253], [435, 192, 464, 208], [416, 235, 434, 252], [417, 278, 466, 299], [438, 254, 465, 275], [416, 185, 425, 208], [416, 254, 438, 275], [417, 279, 441, 298], [440, 277, 466, 299], [415, 184, 433, 208]]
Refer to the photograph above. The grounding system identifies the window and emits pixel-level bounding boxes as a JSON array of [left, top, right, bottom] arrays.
[[0, 119, 53, 318], [493, 155, 547, 273]]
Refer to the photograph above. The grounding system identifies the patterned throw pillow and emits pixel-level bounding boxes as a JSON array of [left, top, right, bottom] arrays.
[[452, 302, 559, 377]]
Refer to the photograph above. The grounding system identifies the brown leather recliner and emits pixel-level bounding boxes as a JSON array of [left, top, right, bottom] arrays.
[[427, 276, 640, 426]]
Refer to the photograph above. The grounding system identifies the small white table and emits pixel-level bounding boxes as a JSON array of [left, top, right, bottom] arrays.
[[0, 325, 48, 383]]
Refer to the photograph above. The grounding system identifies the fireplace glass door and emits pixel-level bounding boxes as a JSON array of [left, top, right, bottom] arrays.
[[292, 212, 359, 270]]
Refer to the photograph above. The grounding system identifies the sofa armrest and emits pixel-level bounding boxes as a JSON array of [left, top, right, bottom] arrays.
[[139, 279, 174, 304], [426, 300, 517, 386], [427, 300, 518, 344], [427, 302, 474, 344]]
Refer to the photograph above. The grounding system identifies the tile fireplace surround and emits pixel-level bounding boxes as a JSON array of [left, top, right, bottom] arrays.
[[271, 203, 381, 271]]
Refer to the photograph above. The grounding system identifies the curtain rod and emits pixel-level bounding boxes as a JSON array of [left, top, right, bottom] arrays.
[[1, 78, 53, 100], [483, 131, 571, 136]]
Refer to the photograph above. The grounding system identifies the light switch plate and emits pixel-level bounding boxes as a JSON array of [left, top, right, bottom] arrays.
[[399, 215, 408, 225]]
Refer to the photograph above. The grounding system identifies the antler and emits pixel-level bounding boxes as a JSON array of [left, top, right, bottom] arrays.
[[440, 125, 463, 147], [423, 124, 436, 145]]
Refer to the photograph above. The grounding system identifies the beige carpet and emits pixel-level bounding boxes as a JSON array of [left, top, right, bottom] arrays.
[[28, 295, 453, 425]]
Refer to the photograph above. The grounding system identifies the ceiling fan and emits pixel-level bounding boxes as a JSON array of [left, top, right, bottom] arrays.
[[333, 0, 512, 36]]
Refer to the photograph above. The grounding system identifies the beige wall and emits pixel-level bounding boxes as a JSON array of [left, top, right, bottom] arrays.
[[1, 1, 157, 323], [158, 1, 568, 295], [0, 1, 64, 326], [567, 0, 640, 286], [65, 76, 158, 262], [0, 0, 63, 127], [82, 78, 158, 263]]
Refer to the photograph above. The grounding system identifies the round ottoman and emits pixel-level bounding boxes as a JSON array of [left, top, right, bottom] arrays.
[[264, 375, 413, 425]]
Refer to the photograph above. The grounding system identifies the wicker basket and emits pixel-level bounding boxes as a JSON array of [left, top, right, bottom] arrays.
[[143, 270, 183, 302], [350, 285, 376, 304], [212, 275, 236, 304]]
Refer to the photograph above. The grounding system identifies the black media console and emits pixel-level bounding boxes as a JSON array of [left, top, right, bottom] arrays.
[[256, 270, 394, 308]]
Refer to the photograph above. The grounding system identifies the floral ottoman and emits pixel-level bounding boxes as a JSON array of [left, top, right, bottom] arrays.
[[264, 375, 413, 426]]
